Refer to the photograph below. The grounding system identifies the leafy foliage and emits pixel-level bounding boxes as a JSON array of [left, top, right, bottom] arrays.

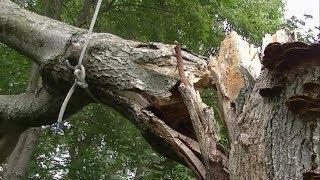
[[219, 0, 284, 43], [0, 44, 31, 94], [27, 105, 194, 179], [201, 89, 229, 147], [97, 0, 284, 55]]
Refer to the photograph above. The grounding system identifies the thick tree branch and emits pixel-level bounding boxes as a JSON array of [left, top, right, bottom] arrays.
[[4, 127, 41, 179], [4, 1, 67, 178], [0, 0, 220, 176], [0, 0, 83, 64], [0, 90, 91, 128], [4, 62, 42, 174], [0, 89, 91, 163]]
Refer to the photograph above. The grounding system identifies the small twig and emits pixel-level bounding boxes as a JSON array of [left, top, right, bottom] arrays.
[[250, 51, 258, 61], [174, 42, 189, 86]]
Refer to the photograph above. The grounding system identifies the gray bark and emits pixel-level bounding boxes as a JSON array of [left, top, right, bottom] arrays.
[[176, 44, 228, 179], [225, 68, 320, 179], [4, 62, 41, 179], [4, 2, 70, 178]]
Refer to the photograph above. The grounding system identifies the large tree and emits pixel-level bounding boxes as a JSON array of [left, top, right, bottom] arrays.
[[1, 0, 319, 179]]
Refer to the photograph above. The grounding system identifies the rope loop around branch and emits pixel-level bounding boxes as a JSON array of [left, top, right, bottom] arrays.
[[74, 65, 88, 88], [55, 0, 102, 132]]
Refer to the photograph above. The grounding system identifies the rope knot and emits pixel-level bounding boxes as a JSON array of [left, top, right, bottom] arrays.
[[74, 65, 88, 88], [56, 0, 102, 132]]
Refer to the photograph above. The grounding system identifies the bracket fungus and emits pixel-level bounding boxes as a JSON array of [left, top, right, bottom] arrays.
[[261, 42, 320, 100], [285, 95, 320, 118], [262, 42, 320, 75], [259, 86, 284, 98], [262, 42, 284, 70], [303, 82, 320, 94]]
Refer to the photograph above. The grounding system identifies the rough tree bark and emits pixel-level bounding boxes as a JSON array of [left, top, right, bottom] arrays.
[[1, 1, 319, 179], [4, 1, 64, 178], [210, 31, 320, 179], [4, 61, 42, 179]]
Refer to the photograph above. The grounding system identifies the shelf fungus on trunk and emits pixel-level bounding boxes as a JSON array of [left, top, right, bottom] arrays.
[[285, 95, 320, 118], [258, 85, 284, 98], [263, 41, 320, 74], [260, 42, 320, 99], [260, 39, 320, 177]]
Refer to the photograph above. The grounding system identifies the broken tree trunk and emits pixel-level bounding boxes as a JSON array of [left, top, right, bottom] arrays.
[[210, 30, 320, 179], [1, 0, 320, 179]]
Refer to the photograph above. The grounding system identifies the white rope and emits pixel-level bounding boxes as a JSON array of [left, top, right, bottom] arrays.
[[56, 0, 103, 130], [78, 0, 102, 66], [56, 84, 76, 130]]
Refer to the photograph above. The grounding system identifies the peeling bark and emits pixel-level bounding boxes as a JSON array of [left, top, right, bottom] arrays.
[[176, 44, 228, 179]]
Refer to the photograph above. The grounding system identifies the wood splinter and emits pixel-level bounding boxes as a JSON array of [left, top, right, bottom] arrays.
[[174, 42, 229, 180]]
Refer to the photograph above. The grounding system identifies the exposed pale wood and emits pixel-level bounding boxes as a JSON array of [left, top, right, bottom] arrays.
[[176, 44, 229, 179]]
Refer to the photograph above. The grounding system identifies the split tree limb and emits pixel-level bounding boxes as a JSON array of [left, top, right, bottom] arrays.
[[0, 1, 225, 176], [175, 44, 229, 179]]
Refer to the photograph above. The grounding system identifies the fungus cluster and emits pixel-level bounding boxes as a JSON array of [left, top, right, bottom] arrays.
[[262, 41, 320, 116], [262, 41, 320, 177], [262, 42, 320, 74], [285, 95, 320, 118]]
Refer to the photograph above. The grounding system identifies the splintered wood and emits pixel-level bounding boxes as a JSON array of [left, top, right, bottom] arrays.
[[175, 43, 229, 180]]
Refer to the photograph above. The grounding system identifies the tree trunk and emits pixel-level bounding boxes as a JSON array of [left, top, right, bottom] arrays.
[[4, 1, 65, 179], [1, 1, 320, 179], [4, 128, 41, 179], [4, 63, 42, 179], [210, 31, 320, 179]]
